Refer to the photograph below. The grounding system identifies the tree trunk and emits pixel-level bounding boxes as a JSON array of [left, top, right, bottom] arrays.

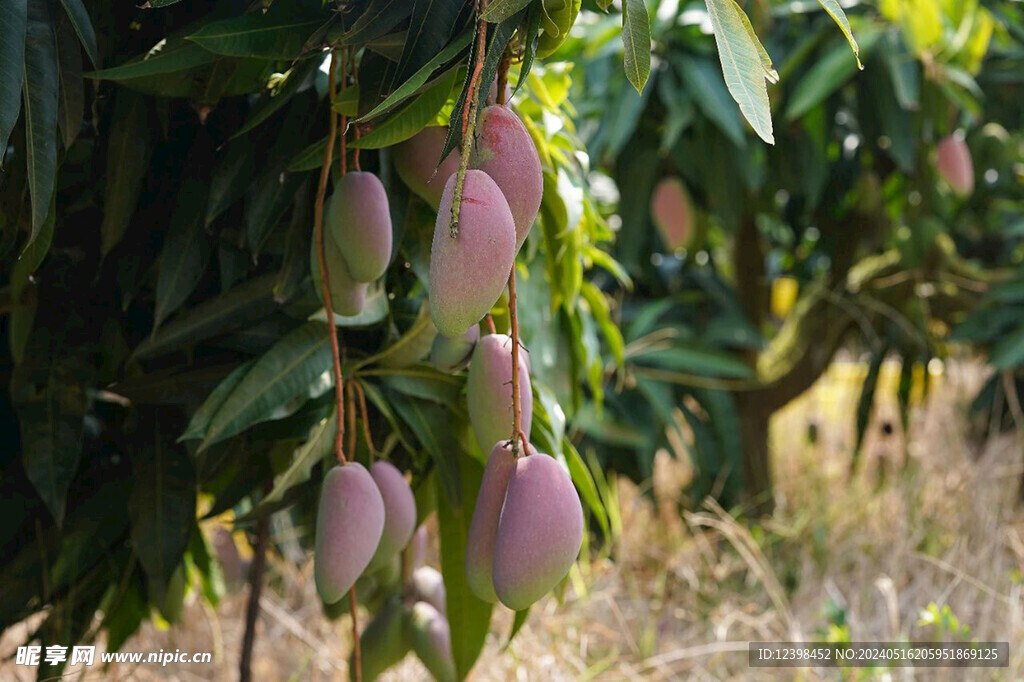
[[735, 393, 774, 516]]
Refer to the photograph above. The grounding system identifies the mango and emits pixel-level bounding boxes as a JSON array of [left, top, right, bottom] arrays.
[[310, 228, 368, 317], [410, 524, 429, 568], [353, 597, 412, 682], [395, 126, 461, 209], [429, 324, 479, 373], [410, 565, 446, 615], [326, 171, 393, 283], [466, 333, 532, 453], [936, 134, 975, 197], [650, 177, 693, 251], [493, 453, 583, 611], [471, 105, 543, 251], [410, 601, 456, 682], [429, 170, 516, 338], [314, 463, 385, 604], [367, 460, 417, 572], [465, 441, 522, 602]]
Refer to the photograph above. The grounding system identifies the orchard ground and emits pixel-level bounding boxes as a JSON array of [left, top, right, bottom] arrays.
[[3, 357, 1023, 681]]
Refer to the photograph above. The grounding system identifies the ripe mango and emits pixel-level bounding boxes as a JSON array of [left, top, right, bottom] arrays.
[[650, 177, 693, 251], [326, 171, 393, 283], [314, 463, 385, 604], [465, 441, 525, 602], [410, 565, 446, 616], [394, 126, 461, 209], [429, 324, 479, 373], [936, 134, 975, 197], [410, 601, 456, 682], [429, 170, 516, 338], [472, 106, 543, 251], [466, 333, 532, 454], [367, 461, 417, 572], [310, 228, 368, 317], [493, 453, 583, 611], [353, 597, 412, 682]]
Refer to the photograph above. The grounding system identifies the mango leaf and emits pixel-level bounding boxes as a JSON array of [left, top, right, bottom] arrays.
[[991, 326, 1024, 369], [481, 0, 533, 23], [179, 362, 254, 441], [86, 38, 218, 81], [59, 0, 99, 67], [199, 322, 334, 449], [56, 13, 84, 150], [186, 5, 323, 60], [328, 0, 411, 47], [816, 0, 860, 68], [247, 165, 304, 257], [0, 0, 27, 152], [784, 39, 861, 121], [673, 56, 746, 147], [704, 0, 774, 144], [154, 176, 213, 330], [630, 343, 755, 379], [563, 437, 610, 537], [436, 454, 493, 679], [622, 0, 651, 94], [231, 57, 318, 139], [22, 0, 59, 238], [394, 0, 463, 88], [351, 68, 456, 149], [354, 30, 471, 124], [205, 138, 255, 225], [101, 90, 153, 255], [512, 3, 542, 98], [128, 413, 197, 605]]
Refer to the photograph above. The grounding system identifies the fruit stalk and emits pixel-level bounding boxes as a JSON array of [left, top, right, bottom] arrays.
[[449, 0, 489, 239], [347, 380, 357, 460], [314, 51, 347, 465], [508, 266, 525, 455]]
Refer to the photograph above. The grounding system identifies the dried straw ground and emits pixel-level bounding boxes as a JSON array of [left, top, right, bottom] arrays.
[[4, 358, 1024, 681]]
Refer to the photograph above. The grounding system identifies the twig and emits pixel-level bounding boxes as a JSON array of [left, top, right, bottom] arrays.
[[239, 480, 272, 682], [508, 266, 524, 455], [351, 47, 361, 172], [354, 380, 377, 459], [485, 314, 497, 334], [314, 51, 347, 465], [347, 380, 357, 459]]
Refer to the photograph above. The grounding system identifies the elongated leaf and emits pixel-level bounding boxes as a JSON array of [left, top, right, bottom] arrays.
[[154, 177, 212, 330], [436, 454, 493, 679], [784, 39, 861, 121], [512, 3, 542, 98], [0, 0, 27, 152], [180, 362, 253, 441], [853, 346, 885, 462], [58, 0, 99, 67], [563, 437, 610, 536], [128, 413, 197, 604], [394, 0, 463, 87], [992, 326, 1024, 369], [247, 165, 303, 257], [621, 0, 651, 94], [205, 138, 255, 225], [481, 0, 532, 23], [87, 39, 218, 81], [355, 31, 471, 124], [22, 0, 59, 238], [816, 0, 860, 68], [56, 13, 84, 150], [674, 56, 745, 147], [331, 0, 411, 46], [187, 5, 322, 60], [200, 322, 334, 449], [352, 68, 455, 149], [704, 0, 774, 144], [733, 0, 777, 83], [630, 344, 755, 379], [101, 90, 152, 254], [231, 58, 317, 139]]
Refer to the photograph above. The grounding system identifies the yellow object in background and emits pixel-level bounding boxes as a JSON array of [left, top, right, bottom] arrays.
[[771, 276, 799, 319]]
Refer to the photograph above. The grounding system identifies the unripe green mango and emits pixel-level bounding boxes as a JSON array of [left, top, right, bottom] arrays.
[[429, 170, 516, 338], [410, 525, 430, 568], [394, 126, 461, 209], [326, 171, 393, 283], [471, 106, 543, 251], [410, 565, 446, 616], [493, 452, 583, 611], [465, 441, 518, 602], [310, 227, 368, 316], [650, 177, 693, 251], [429, 324, 479, 373], [936, 133, 975, 197], [410, 601, 456, 682], [314, 463, 385, 604], [352, 597, 413, 682], [537, 0, 581, 58], [366, 461, 417, 572], [466, 333, 532, 453]]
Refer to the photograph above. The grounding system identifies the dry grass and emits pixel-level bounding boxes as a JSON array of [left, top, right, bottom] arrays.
[[4, 359, 1024, 681]]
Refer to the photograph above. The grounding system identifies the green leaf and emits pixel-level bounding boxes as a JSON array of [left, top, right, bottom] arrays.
[[563, 437, 610, 537], [328, 0, 411, 47], [56, 12, 84, 150], [816, 0, 861, 69], [200, 322, 334, 449], [674, 56, 745, 147], [704, 0, 774, 144], [288, 136, 329, 172], [733, 0, 778, 83], [630, 343, 755, 379], [853, 346, 885, 460], [351, 68, 456, 149], [0, 0, 27, 152], [231, 58, 318, 140], [354, 30, 471, 124], [205, 137, 255, 225], [481, 0, 533, 23], [504, 607, 531, 648], [394, 0, 464, 88], [154, 176, 212, 330], [621, 0, 651, 94], [101, 90, 153, 255], [784, 39, 862, 121], [436, 454, 493, 679], [247, 165, 304, 257], [58, 0, 99, 67], [86, 38, 218, 81], [512, 3, 542, 98], [128, 413, 197, 605], [186, 5, 322, 60], [22, 0, 59, 239], [991, 326, 1024, 369], [180, 362, 254, 441]]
